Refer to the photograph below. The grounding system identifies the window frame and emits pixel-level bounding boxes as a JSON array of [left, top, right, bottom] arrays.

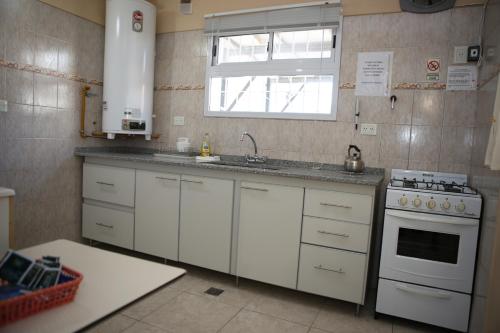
[[203, 18, 343, 121]]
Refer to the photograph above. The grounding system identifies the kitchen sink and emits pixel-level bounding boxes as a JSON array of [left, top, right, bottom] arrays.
[[207, 160, 282, 170]]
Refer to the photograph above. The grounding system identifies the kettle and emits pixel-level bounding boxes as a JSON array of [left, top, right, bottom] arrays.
[[344, 145, 365, 173]]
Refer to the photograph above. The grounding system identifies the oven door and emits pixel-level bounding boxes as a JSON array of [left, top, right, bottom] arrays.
[[379, 209, 479, 293]]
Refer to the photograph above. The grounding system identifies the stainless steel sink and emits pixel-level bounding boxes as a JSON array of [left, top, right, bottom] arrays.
[[207, 160, 282, 170]]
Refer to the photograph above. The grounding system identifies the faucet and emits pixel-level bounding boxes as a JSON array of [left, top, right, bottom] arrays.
[[240, 132, 267, 163]]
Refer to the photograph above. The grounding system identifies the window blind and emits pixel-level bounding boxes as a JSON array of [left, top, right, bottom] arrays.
[[204, 3, 341, 35]]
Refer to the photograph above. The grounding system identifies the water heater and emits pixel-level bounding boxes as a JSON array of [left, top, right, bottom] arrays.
[[102, 0, 156, 140]]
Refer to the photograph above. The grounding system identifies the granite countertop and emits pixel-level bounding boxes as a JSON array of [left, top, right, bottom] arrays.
[[75, 147, 385, 186]]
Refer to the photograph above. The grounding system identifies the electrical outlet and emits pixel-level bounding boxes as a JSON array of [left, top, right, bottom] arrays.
[[360, 123, 377, 136], [454, 46, 468, 64], [0, 99, 7, 112], [173, 116, 185, 126]]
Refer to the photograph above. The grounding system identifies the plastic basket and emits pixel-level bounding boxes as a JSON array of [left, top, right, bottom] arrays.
[[0, 266, 83, 326]]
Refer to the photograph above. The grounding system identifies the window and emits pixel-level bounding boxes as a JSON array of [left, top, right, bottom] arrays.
[[204, 3, 342, 120]]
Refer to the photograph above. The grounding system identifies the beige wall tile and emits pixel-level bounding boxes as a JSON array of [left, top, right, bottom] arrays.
[[409, 125, 442, 161], [380, 124, 411, 160], [443, 91, 477, 127], [412, 90, 444, 126], [440, 126, 473, 164]]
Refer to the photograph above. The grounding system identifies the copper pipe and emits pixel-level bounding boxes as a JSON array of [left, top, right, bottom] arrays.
[[80, 85, 91, 138]]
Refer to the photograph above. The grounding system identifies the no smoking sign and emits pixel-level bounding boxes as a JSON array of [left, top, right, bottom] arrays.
[[426, 58, 440, 81]]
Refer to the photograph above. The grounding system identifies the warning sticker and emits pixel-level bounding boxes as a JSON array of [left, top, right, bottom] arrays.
[[426, 58, 440, 81], [132, 10, 143, 32], [426, 58, 440, 73]]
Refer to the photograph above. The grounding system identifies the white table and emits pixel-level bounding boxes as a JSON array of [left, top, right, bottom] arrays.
[[2, 239, 185, 333]]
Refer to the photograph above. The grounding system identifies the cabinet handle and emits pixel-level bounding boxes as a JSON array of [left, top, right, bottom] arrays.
[[96, 222, 113, 229], [96, 181, 114, 187], [320, 202, 351, 209], [181, 179, 203, 184], [395, 283, 451, 299], [241, 186, 269, 192], [314, 264, 345, 274], [317, 230, 350, 238], [156, 176, 178, 181]]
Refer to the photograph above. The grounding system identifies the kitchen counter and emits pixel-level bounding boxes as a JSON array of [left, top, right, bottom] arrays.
[[74, 147, 384, 186]]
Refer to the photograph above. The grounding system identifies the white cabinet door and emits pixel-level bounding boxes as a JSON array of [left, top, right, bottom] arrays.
[[135, 170, 180, 260], [237, 182, 304, 289], [179, 175, 233, 273]]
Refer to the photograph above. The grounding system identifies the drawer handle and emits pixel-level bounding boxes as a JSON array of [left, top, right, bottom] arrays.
[[320, 202, 352, 209], [314, 264, 345, 274], [96, 181, 114, 187], [395, 283, 451, 299], [241, 186, 269, 192], [156, 176, 178, 181], [317, 230, 350, 238], [96, 222, 114, 229], [181, 179, 203, 184]]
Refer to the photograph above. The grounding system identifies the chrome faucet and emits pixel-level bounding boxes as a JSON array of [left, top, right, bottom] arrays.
[[240, 132, 266, 163]]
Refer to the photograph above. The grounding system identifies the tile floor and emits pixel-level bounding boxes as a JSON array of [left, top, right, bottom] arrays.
[[83, 245, 450, 333]]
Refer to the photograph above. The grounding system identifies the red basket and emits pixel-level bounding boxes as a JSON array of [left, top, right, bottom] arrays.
[[0, 266, 83, 326]]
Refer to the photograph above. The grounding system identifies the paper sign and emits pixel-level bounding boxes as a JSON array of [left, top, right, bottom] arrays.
[[355, 52, 393, 97], [446, 65, 478, 91]]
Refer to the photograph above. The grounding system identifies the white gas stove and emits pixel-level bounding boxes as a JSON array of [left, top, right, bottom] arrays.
[[376, 169, 482, 332]]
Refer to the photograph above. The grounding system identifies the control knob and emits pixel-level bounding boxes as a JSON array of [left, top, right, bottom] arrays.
[[441, 200, 451, 210], [456, 202, 466, 213], [399, 196, 408, 206], [426, 199, 436, 209], [413, 198, 422, 207]]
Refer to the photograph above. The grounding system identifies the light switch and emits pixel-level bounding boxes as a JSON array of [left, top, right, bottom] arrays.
[[174, 116, 185, 126], [0, 100, 7, 112], [454, 46, 468, 64], [360, 123, 377, 136]]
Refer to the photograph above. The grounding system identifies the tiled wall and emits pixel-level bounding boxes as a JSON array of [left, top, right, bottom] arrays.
[[0, 0, 114, 248], [149, 5, 500, 182]]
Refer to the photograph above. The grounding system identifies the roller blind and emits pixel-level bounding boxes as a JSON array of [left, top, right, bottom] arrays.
[[204, 3, 341, 35]]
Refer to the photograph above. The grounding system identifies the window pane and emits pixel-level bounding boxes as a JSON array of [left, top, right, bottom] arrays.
[[209, 76, 267, 112], [272, 29, 332, 60], [217, 34, 269, 64], [209, 75, 333, 114]]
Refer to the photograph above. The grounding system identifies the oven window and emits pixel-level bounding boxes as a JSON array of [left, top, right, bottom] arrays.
[[396, 228, 460, 264]]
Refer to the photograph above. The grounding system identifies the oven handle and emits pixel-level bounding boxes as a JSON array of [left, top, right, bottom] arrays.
[[395, 283, 452, 299], [386, 210, 478, 226]]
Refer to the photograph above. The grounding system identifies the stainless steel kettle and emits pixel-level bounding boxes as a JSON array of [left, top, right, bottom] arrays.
[[344, 145, 365, 173]]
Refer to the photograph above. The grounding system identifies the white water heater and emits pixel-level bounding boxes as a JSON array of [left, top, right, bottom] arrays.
[[102, 0, 156, 140]]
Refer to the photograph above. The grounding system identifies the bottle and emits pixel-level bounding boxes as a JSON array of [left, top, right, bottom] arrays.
[[200, 133, 212, 157]]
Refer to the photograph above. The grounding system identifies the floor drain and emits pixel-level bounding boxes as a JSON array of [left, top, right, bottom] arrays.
[[205, 287, 224, 296]]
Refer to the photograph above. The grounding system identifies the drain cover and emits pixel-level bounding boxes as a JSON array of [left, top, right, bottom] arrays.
[[205, 287, 224, 296]]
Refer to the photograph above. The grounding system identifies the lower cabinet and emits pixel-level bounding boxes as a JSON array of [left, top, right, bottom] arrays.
[[297, 243, 366, 303], [135, 170, 180, 260], [179, 175, 234, 273], [237, 182, 304, 289], [82, 203, 134, 249]]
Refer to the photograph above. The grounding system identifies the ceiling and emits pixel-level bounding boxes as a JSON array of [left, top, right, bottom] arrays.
[[40, 0, 484, 33]]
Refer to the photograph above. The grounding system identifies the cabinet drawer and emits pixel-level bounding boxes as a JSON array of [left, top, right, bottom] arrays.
[[302, 216, 369, 253], [304, 189, 372, 224], [83, 163, 135, 207], [82, 203, 134, 249], [298, 244, 366, 304], [376, 279, 470, 332]]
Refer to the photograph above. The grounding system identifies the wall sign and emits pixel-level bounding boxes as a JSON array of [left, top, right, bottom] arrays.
[[355, 52, 393, 97], [446, 65, 478, 91], [426, 58, 440, 81]]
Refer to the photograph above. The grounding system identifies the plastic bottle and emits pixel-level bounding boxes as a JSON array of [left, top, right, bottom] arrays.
[[200, 133, 212, 157]]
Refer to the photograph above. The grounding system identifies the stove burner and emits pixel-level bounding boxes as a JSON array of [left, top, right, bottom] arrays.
[[390, 177, 478, 195]]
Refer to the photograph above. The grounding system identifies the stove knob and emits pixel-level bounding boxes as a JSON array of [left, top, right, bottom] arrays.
[[413, 198, 422, 207], [456, 202, 466, 213], [441, 201, 451, 210], [399, 196, 408, 206], [426, 199, 436, 209]]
